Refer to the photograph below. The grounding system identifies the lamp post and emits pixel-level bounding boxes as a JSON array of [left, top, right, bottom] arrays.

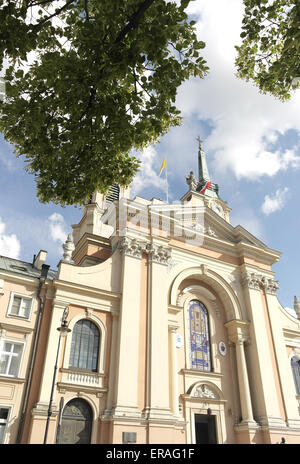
[[43, 306, 71, 444]]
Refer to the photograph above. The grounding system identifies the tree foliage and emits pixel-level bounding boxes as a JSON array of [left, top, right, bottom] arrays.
[[236, 0, 300, 100], [0, 0, 208, 205]]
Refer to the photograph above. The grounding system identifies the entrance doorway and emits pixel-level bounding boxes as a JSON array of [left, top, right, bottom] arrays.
[[58, 398, 93, 444], [195, 414, 217, 444]]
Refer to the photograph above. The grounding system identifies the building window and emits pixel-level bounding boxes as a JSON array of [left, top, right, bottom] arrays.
[[8, 293, 32, 319], [189, 300, 212, 371], [105, 184, 120, 205], [0, 341, 23, 377], [291, 356, 300, 395], [69, 320, 100, 372], [0, 408, 9, 444]]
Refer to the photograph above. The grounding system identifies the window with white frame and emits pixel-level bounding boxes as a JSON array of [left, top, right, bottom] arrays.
[[0, 341, 23, 377], [0, 408, 9, 444], [8, 293, 32, 319], [69, 320, 100, 372]]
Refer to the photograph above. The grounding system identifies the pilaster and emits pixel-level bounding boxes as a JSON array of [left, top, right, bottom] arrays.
[[241, 270, 287, 428], [111, 238, 144, 418], [169, 325, 180, 418], [36, 299, 69, 405], [104, 311, 119, 416], [264, 290, 300, 429], [146, 243, 172, 420]]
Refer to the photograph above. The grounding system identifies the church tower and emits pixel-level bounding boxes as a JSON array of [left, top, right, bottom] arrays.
[[71, 184, 130, 266], [181, 138, 231, 222]]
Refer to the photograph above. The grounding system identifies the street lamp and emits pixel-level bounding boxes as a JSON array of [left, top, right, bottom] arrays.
[[43, 306, 71, 444]]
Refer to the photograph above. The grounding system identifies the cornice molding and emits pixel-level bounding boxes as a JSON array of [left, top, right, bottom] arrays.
[[53, 279, 121, 301]]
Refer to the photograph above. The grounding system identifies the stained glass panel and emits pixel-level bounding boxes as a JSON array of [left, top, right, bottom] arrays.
[[189, 300, 211, 371]]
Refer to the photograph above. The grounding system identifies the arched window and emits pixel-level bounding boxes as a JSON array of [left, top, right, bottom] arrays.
[[69, 320, 100, 372], [189, 300, 212, 371], [291, 356, 300, 395]]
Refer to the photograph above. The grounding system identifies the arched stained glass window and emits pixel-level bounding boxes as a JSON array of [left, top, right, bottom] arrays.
[[291, 356, 300, 395], [69, 320, 100, 372], [189, 300, 211, 371]]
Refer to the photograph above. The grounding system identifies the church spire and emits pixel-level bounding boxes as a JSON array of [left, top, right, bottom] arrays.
[[197, 136, 211, 184], [195, 137, 219, 198]]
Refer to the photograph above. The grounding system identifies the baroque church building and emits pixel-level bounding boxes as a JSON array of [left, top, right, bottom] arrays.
[[0, 143, 300, 445]]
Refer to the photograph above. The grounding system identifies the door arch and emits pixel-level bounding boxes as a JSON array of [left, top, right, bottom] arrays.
[[58, 398, 93, 444]]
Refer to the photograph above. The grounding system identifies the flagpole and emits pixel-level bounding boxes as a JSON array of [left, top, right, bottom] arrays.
[[165, 157, 169, 203]]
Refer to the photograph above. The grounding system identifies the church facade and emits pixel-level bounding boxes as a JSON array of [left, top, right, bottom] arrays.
[[0, 144, 300, 444]]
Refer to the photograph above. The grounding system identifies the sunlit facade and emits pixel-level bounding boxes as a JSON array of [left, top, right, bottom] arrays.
[[0, 146, 300, 444]]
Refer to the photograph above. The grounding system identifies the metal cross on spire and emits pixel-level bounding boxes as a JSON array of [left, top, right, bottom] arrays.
[[196, 136, 203, 149]]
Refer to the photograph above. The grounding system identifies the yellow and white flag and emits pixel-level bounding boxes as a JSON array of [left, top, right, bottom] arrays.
[[159, 157, 166, 176]]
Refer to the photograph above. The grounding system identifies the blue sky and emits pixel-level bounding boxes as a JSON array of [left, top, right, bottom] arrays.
[[0, 1, 299, 315]]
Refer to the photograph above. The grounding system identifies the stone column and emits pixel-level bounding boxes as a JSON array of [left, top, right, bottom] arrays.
[[235, 339, 255, 424], [225, 320, 255, 425], [169, 325, 180, 417]]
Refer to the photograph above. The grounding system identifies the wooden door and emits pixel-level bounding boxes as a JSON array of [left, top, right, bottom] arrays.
[[58, 399, 92, 444]]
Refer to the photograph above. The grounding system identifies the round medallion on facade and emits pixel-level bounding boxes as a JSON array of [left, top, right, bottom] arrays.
[[219, 341, 226, 356], [176, 333, 183, 348]]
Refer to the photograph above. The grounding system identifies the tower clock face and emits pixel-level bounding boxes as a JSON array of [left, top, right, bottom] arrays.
[[211, 201, 223, 217]]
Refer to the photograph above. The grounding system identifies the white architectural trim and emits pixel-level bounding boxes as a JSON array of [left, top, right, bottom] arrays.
[[6, 291, 35, 321], [62, 395, 98, 444], [0, 403, 14, 444], [63, 310, 107, 376], [169, 266, 242, 321], [183, 380, 227, 444], [181, 292, 218, 373]]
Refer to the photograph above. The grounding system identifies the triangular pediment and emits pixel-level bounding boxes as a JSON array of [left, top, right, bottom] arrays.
[[201, 208, 266, 248], [193, 208, 281, 265]]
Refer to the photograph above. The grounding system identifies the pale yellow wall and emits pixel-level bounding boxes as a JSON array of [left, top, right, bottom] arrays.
[[0, 277, 41, 443]]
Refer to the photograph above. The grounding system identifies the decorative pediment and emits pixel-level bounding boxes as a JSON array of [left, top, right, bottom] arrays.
[[191, 384, 219, 399], [187, 382, 223, 401]]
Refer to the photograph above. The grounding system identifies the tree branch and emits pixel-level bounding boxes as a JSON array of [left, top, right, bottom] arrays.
[[114, 0, 156, 44], [84, 0, 90, 22], [31, 0, 74, 29]]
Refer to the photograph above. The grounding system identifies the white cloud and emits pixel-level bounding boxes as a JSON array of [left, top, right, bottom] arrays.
[[284, 306, 297, 318], [131, 146, 167, 197], [261, 188, 289, 216], [231, 209, 264, 239], [0, 218, 21, 259], [48, 213, 68, 243], [170, 0, 300, 182]]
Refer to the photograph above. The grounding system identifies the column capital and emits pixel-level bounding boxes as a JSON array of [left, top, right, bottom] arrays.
[[145, 243, 171, 266], [241, 270, 279, 295], [168, 324, 179, 333], [119, 237, 146, 259], [224, 319, 250, 345]]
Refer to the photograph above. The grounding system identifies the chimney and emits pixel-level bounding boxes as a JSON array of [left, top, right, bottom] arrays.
[[33, 250, 47, 270]]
